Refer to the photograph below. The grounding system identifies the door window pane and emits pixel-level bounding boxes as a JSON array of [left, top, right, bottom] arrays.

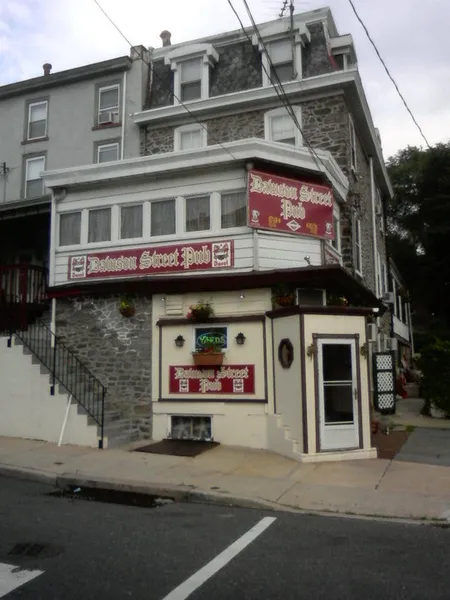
[[186, 196, 210, 232], [323, 343, 352, 381], [88, 208, 111, 243], [322, 343, 354, 424], [221, 191, 247, 228], [151, 200, 175, 236], [59, 212, 81, 246], [121, 205, 142, 239], [324, 385, 354, 423]]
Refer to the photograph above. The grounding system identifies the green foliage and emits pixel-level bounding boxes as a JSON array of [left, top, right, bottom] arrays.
[[387, 142, 450, 336], [418, 339, 450, 413]]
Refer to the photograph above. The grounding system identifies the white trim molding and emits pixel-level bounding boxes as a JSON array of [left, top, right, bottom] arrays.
[[174, 122, 207, 151], [264, 105, 302, 147], [165, 43, 219, 104]]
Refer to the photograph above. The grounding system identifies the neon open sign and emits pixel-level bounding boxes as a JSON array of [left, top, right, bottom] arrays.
[[195, 327, 227, 350]]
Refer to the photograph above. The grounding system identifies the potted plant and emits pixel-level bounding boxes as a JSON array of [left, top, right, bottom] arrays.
[[187, 301, 214, 322], [271, 284, 296, 308], [192, 341, 224, 367], [327, 293, 349, 307], [118, 295, 135, 317]]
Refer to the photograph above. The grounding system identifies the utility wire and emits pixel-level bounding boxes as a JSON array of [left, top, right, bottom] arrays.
[[347, 0, 431, 149], [230, 0, 342, 190], [92, 0, 238, 162]]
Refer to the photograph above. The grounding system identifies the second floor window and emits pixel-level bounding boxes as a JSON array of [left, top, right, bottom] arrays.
[[121, 205, 143, 239], [59, 212, 81, 246], [98, 85, 119, 125], [151, 199, 176, 237], [88, 208, 111, 243], [174, 124, 206, 151], [180, 59, 202, 102], [221, 191, 247, 228], [27, 101, 48, 140], [268, 39, 294, 83], [25, 156, 45, 198], [331, 213, 341, 253], [265, 107, 301, 146], [97, 142, 120, 163], [186, 195, 210, 232]]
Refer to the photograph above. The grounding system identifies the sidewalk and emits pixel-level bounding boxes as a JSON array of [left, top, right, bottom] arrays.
[[1, 434, 450, 522]]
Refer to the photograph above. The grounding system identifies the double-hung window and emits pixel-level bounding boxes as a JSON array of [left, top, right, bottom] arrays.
[[221, 191, 247, 228], [27, 101, 48, 140], [268, 39, 294, 83], [25, 156, 45, 198], [88, 208, 111, 243], [97, 142, 120, 163], [98, 85, 119, 125], [186, 195, 210, 232], [265, 107, 301, 147], [179, 59, 202, 102], [331, 211, 341, 253], [121, 205, 143, 239], [349, 115, 357, 172], [174, 124, 206, 151], [353, 215, 362, 274], [59, 212, 81, 246]]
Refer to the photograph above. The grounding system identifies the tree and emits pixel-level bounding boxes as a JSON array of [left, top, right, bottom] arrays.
[[386, 142, 450, 341]]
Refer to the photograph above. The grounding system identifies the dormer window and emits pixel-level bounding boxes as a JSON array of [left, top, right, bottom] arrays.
[[180, 58, 202, 102], [268, 39, 293, 83], [165, 43, 219, 104]]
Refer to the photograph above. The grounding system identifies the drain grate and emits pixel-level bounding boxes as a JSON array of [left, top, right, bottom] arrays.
[[9, 543, 46, 557]]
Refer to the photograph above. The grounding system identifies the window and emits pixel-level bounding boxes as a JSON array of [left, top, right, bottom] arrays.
[[331, 212, 341, 253], [27, 101, 48, 140], [180, 58, 202, 102], [97, 142, 120, 163], [268, 39, 294, 83], [349, 116, 357, 172], [265, 107, 301, 147], [88, 208, 111, 243], [59, 212, 81, 246], [98, 85, 119, 125], [376, 188, 384, 234], [151, 200, 176, 237], [194, 326, 228, 351], [25, 156, 45, 198], [120, 205, 143, 239], [353, 216, 362, 274], [186, 195, 210, 232], [221, 191, 247, 228], [174, 124, 206, 151]]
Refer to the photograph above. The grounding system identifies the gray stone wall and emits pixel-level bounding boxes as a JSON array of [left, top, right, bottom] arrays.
[[144, 126, 174, 155], [55, 295, 152, 440], [210, 42, 262, 97], [302, 22, 335, 78], [207, 110, 265, 144]]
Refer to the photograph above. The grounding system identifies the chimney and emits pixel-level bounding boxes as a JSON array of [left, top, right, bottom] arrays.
[[160, 30, 172, 47], [43, 63, 52, 76]]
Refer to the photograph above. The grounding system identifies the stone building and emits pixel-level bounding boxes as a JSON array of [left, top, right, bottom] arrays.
[[1, 7, 408, 458]]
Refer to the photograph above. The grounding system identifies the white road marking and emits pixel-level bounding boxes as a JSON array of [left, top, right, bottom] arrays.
[[161, 516, 276, 600], [0, 562, 44, 598]]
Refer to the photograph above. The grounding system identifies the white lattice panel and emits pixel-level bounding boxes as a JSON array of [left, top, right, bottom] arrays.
[[377, 393, 395, 410], [377, 371, 394, 392], [376, 354, 393, 370]]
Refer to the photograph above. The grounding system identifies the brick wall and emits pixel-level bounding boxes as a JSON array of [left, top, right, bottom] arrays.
[[55, 295, 153, 440]]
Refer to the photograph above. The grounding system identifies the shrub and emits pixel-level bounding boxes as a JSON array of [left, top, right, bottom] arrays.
[[418, 339, 450, 414]]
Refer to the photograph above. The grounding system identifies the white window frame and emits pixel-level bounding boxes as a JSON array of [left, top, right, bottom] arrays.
[[58, 211, 82, 247], [264, 106, 302, 147], [184, 194, 211, 233], [353, 215, 362, 275], [98, 84, 120, 125], [165, 44, 219, 105], [174, 123, 207, 151], [97, 142, 120, 164], [119, 203, 144, 241], [329, 204, 341, 254], [87, 206, 112, 244], [349, 115, 358, 173], [254, 31, 305, 87], [27, 100, 48, 140], [25, 155, 45, 198], [220, 189, 247, 230]]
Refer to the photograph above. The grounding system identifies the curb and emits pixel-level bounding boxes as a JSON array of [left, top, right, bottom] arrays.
[[0, 465, 57, 486]]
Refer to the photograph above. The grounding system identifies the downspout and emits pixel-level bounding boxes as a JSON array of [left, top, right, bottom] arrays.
[[121, 70, 127, 160], [369, 157, 379, 298]]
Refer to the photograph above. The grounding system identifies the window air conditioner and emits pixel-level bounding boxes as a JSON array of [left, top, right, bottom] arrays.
[[99, 111, 118, 125], [382, 291, 395, 304], [384, 337, 398, 352], [367, 323, 377, 342]]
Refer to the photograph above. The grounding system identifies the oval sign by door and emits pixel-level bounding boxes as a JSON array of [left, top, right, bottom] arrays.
[[278, 338, 294, 369]]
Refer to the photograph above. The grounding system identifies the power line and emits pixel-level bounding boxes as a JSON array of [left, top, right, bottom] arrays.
[[229, 0, 342, 190], [92, 0, 239, 162], [347, 0, 431, 149]]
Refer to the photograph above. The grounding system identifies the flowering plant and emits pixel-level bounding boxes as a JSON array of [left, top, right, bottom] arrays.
[[186, 301, 214, 320], [194, 341, 222, 354]]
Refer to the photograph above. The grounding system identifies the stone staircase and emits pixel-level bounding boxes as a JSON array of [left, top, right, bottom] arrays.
[[13, 322, 136, 448]]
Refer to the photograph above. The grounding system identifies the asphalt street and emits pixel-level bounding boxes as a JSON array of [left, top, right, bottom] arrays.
[[0, 475, 450, 599]]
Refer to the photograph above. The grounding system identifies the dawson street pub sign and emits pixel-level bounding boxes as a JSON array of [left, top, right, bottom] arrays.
[[248, 169, 334, 240], [68, 241, 234, 280]]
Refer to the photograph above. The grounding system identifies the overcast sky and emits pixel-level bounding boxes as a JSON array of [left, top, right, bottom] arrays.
[[0, 0, 448, 160]]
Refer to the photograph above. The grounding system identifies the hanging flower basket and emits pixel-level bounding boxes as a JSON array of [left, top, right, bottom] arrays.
[[275, 294, 296, 307], [118, 296, 136, 318], [192, 352, 223, 367], [187, 301, 214, 322]]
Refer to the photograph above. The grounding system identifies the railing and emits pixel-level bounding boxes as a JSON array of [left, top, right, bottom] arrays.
[[9, 320, 106, 449], [0, 264, 48, 332]]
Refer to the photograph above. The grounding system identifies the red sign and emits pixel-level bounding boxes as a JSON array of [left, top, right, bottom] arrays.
[[248, 169, 334, 239], [68, 241, 234, 280], [169, 365, 255, 394]]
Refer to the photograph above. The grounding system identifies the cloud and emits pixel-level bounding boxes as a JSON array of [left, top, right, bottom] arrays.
[[0, 0, 448, 158]]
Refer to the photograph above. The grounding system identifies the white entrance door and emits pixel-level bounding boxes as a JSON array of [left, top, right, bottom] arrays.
[[317, 338, 359, 451]]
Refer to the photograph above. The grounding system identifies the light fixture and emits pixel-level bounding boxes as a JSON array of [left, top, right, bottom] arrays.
[[239, 291, 245, 299], [161, 296, 166, 302], [304, 255, 311, 265], [174, 335, 185, 348], [235, 332, 246, 345], [360, 342, 368, 357], [306, 343, 316, 359]]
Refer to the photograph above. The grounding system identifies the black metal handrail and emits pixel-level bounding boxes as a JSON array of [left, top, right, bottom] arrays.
[[8, 320, 106, 448]]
